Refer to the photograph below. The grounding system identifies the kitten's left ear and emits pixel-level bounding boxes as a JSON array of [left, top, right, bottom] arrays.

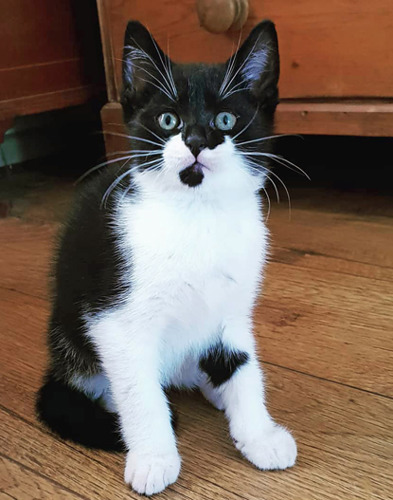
[[226, 20, 280, 109]]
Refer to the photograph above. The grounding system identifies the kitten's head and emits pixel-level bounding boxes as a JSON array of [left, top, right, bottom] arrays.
[[120, 20, 279, 196]]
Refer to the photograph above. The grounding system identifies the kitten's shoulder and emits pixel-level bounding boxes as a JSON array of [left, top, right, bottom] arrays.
[[53, 167, 135, 313]]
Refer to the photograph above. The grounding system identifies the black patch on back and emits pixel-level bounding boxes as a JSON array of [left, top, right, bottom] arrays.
[[199, 342, 249, 387]]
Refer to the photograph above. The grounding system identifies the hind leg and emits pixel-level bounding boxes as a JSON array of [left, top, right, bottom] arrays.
[[71, 372, 116, 413]]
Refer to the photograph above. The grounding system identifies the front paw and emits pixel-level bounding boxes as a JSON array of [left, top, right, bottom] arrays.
[[234, 425, 297, 470], [124, 451, 181, 496]]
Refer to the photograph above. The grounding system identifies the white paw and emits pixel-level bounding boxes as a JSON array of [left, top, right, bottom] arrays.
[[234, 425, 297, 470], [124, 451, 181, 496]]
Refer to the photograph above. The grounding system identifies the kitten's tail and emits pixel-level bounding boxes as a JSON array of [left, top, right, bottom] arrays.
[[36, 372, 125, 452]]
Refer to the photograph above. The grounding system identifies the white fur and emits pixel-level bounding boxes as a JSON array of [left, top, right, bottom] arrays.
[[84, 134, 296, 495]]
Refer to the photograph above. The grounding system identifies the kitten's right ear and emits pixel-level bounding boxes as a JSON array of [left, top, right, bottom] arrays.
[[121, 21, 175, 107], [224, 20, 280, 110]]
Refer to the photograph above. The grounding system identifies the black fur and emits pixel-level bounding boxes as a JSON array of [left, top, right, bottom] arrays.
[[37, 19, 279, 450], [47, 169, 135, 381], [36, 372, 125, 451], [199, 342, 249, 387], [36, 373, 178, 451], [121, 20, 279, 170]]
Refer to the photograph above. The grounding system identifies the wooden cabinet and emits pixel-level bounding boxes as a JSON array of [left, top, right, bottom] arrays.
[[0, 0, 105, 140], [97, 0, 393, 145]]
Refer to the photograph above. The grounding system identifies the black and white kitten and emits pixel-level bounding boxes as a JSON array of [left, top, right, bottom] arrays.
[[37, 20, 297, 496]]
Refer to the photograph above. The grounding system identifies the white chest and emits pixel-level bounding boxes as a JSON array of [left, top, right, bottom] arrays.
[[116, 193, 268, 367]]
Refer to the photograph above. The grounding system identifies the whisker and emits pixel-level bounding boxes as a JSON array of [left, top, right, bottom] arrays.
[[266, 174, 280, 203], [102, 131, 164, 148], [116, 56, 174, 99], [105, 149, 163, 158], [240, 151, 310, 179], [132, 71, 175, 101], [221, 82, 248, 99], [123, 43, 177, 100], [120, 161, 164, 203], [244, 159, 292, 217], [261, 186, 271, 221], [101, 157, 163, 208], [159, 36, 178, 97], [235, 134, 302, 147], [240, 158, 280, 202], [219, 35, 241, 96], [220, 35, 261, 99], [138, 123, 166, 144], [232, 107, 259, 141], [75, 150, 163, 185], [75, 155, 137, 184]]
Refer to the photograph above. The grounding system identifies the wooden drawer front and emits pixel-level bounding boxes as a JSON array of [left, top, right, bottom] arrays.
[[0, 0, 104, 120], [100, 0, 393, 101]]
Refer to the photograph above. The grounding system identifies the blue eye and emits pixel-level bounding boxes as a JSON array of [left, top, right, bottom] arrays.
[[158, 112, 180, 130], [215, 112, 237, 131]]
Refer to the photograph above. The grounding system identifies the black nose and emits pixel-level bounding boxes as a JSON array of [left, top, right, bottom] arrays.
[[185, 134, 206, 157]]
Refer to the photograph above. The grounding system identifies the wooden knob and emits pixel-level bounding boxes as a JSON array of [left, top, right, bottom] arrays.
[[196, 0, 249, 34], [231, 0, 249, 31]]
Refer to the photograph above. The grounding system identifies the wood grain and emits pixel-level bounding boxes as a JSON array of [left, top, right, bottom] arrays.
[[1, 358, 393, 500], [99, 0, 393, 100], [0, 0, 104, 121], [0, 455, 84, 500], [0, 174, 392, 499], [275, 100, 393, 137], [0, 86, 104, 122], [101, 100, 393, 140]]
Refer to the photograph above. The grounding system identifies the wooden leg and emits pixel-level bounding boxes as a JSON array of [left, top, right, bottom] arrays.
[[100, 102, 128, 156], [0, 118, 14, 145]]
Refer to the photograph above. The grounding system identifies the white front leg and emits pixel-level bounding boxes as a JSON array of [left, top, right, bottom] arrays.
[[201, 319, 297, 470], [89, 313, 181, 496]]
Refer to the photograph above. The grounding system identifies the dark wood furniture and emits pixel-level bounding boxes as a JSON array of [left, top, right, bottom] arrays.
[[96, 0, 393, 156], [0, 0, 105, 142]]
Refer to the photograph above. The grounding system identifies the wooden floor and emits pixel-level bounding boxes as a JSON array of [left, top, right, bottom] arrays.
[[1, 166, 392, 500]]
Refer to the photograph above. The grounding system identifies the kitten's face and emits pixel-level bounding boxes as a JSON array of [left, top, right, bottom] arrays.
[[121, 21, 279, 195]]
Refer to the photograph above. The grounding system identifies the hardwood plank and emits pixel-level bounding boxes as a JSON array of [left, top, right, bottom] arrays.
[[1, 212, 392, 499], [1, 196, 392, 397], [0, 220, 55, 299], [0, 408, 135, 500], [257, 260, 393, 396], [0, 455, 84, 500], [272, 247, 393, 282], [1, 363, 392, 500], [2, 251, 392, 404], [268, 207, 393, 279], [0, 407, 250, 500]]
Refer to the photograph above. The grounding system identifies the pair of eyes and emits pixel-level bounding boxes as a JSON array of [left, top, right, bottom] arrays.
[[157, 111, 237, 131]]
